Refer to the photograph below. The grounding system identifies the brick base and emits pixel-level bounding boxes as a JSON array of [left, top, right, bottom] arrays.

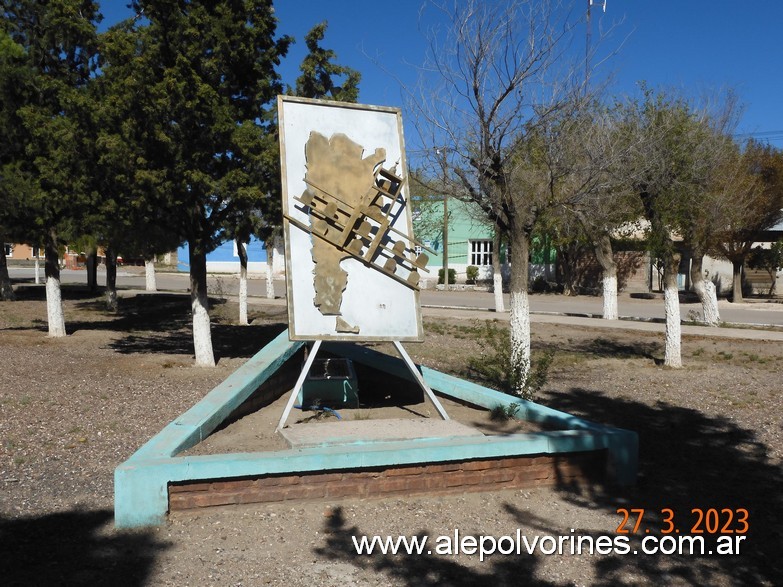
[[169, 451, 606, 511]]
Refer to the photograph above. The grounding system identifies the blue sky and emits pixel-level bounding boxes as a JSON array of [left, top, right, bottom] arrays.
[[99, 1, 783, 145]]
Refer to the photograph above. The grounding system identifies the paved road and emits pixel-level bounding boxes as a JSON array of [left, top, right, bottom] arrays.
[[8, 267, 783, 327]]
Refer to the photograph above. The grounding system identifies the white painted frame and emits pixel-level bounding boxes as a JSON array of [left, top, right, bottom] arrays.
[[278, 96, 423, 342]]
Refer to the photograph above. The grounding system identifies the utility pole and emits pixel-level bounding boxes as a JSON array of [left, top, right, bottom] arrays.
[[442, 194, 449, 288], [436, 147, 450, 290]]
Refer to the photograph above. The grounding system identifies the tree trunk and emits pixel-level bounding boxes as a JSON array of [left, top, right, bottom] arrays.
[[44, 231, 66, 337], [492, 229, 505, 313], [509, 228, 531, 389], [145, 257, 157, 292], [105, 248, 118, 311], [86, 251, 98, 292], [0, 235, 15, 301], [558, 246, 578, 296], [690, 253, 720, 325], [237, 237, 249, 325], [190, 244, 215, 367], [594, 233, 618, 320], [34, 255, 40, 284], [663, 252, 682, 368], [731, 259, 744, 303], [265, 239, 275, 299]]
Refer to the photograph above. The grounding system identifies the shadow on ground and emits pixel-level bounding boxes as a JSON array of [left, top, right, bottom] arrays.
[[313, 389, 782, 586], [0, 509, 167, 587], [4, 287, 286, 360], [315, 506, 553, 587], [545, 388, 782, 586]]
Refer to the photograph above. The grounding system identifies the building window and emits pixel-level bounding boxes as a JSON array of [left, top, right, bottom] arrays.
[[3, 243, 11, 257], [470, 239, 492, 266]]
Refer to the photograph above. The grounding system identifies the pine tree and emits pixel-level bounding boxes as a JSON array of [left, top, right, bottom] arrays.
[[121, 0, 291, 365], [0, 1, 101, 333], [294, 21, 360, 102]]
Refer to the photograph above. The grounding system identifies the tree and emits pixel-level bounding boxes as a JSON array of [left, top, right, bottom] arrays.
[[0, 1, 101, 335], [118, 0, 291, 365], [715, 141, 783, 303], [409, 0, 590, 391], [0, 30, 30, 301], [617, 89, 737, 365], [528, 99, 643, 320], [748, 240, 783, 297], [661, 92, 749, 326], [92, 18, 183, 310], [294, 21, 360, 102]]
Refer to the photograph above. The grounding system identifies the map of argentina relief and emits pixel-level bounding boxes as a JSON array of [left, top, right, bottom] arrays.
[[278, 96, 426, 341]]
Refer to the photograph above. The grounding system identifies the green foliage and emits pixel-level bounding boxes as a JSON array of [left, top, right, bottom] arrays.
[[466, 265, 479, 283], [489, 402, 521, 422], [748, 240, 783, 273], [748, 240, 783, 296], [0, 1, 101, 248], [438, 268, 456, 285], [113, 0, 292, 257], [294, 21, 360, 102], [468, 321, 554, 400]]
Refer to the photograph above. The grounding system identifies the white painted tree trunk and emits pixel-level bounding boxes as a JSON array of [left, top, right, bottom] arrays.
[[509, 230, 532, 390], [44, 236, 66, 337], [492, 229, 505, 313], [663, 257, 682, 368], [493, 272, 505, 313], [190, 248, 215, 367], [237, 238, 248, 326], [509, 289, 531, 368], [145, 259, 157, 292], [265, 241, 275, 299], [239, 271, 248, 325], [594, 233, 618, 320], [690, 254, 720, 326], [602, 273, 618, 320], [192, 291, 215, 366], [34, 257, 40, 284], [692, 279, 721, 326], [45, 275, 66, 337]]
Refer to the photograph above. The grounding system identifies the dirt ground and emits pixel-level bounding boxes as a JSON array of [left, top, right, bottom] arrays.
[[1, 286, 781, 586]]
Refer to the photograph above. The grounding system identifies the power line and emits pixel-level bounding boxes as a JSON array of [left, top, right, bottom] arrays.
[[733, 130, 783, 145]]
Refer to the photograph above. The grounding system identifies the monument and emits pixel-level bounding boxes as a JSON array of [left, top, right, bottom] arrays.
[[276, 96, 447, 429], [113, 97, 637, 529]]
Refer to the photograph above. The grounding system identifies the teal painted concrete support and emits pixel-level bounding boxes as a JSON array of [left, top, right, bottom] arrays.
[[330, 341, 637, 485], [115, 331, 638, 528], [114, 462, 170, 528], [133, 330, 303, 459]]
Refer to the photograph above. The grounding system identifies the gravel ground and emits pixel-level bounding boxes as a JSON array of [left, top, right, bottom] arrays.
[[1, 286, 781, 586]]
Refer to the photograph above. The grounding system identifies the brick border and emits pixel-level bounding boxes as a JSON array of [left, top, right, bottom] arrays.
[[169, 451, 606, 510]]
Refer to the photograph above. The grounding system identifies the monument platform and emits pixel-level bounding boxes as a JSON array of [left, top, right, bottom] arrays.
[[280, 418, 484, 449], [114, 330, 638, 528]]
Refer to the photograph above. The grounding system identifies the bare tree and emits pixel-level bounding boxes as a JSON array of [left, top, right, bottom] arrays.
[[529, 100, 643, 320], [408, 0, 590, 388]]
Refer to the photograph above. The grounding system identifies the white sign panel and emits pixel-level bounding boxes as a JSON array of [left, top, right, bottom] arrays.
[[278, 96, 425, 341]]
